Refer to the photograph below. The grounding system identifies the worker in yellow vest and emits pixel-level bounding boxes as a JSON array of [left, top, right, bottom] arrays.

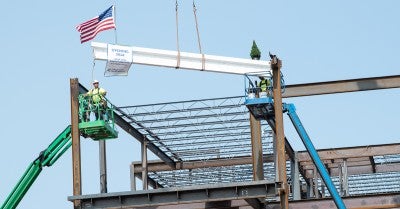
[[86, 80, 107, 120], [258, 76, 270, 97]]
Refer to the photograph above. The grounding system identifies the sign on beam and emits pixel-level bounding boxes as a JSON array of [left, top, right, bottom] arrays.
[[92, 42, 271, 76], [105, 44, 132, 76]]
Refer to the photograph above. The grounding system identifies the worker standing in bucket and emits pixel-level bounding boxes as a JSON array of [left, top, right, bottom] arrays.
[[258, 76, 270, 98], [86, 80, 107, 120]]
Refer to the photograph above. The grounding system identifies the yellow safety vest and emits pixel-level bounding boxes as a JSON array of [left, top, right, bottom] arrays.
[[87, 88, 106, 103], [258, 79, 270, 92]]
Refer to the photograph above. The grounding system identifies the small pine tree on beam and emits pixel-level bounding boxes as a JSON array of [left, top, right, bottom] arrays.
[[250, 40, 261, 60]]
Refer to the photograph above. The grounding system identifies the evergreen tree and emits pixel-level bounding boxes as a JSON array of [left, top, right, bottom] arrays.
[[250, 40, 261, 60]]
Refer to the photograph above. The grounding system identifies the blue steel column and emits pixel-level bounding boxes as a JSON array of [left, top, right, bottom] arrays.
[[285, 103, 347, 209]]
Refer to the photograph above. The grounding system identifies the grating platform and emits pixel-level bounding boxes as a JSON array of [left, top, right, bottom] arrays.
[[245, 97, 275, 121]]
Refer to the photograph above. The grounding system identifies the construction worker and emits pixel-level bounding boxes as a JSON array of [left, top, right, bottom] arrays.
[[86, 80, 107, 120], [258, 76, 270, 97]]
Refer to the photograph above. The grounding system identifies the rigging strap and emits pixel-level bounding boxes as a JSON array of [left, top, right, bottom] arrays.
[[175, 0, 181, 69], [193, 0, 205, 71]]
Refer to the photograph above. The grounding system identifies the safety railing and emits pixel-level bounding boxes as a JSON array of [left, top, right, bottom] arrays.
[[78, 94, 117, 132]]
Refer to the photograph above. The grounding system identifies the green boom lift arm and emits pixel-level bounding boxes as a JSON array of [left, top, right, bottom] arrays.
[[1, 126, 72, 209], [1, 93, 119, 209]]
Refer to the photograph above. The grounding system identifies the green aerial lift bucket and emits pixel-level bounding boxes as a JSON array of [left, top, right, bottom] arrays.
[[79, 120, 118, 140], [78, 94, 118, 140]]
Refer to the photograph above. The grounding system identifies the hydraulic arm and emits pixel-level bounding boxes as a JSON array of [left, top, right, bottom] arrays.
[[1, 126, 72, 209], [284, 103, 346, 209], [245, 92, 347, 208]]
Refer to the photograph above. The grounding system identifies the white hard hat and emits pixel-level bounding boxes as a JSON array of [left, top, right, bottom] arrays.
[[92, 80, 99, 84]]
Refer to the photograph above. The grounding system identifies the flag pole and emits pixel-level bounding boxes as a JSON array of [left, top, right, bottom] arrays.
[[113, 5, 118, 44]]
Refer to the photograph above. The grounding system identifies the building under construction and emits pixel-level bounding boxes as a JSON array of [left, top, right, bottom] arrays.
[[70, 43, 400, 209], [2, 42, 400, 209]]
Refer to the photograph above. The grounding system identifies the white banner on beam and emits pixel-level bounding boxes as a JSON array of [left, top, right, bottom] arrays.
[[105, 44, 133, 76]]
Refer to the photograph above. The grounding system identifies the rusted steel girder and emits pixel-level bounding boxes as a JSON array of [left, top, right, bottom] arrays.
[[250, 113, 264, 181], [70, 78, 82, 209], [297, 143, 400, 161], [132, 154, 275, 173], [271, 56, 289, 209], [283, 75, 400, 98]]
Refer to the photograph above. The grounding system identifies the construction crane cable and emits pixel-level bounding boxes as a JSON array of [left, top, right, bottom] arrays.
[[192, 0, 205, 71], [175, 0, 181, 69], [91, 59, 96, 85]]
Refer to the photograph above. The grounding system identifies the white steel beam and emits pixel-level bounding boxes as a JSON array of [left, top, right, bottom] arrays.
[[91, 42, 271, 75]]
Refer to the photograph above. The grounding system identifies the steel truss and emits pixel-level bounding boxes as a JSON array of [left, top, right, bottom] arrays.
[[116, 96, 274, 188], [117, 96, 400, 199], [69, 75, 400, 209], [117, 96, 274, 163]]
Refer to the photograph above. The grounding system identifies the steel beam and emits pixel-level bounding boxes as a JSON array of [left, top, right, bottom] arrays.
[[340, 159, 349, 196], [271, 57, 289, 208], [244, 198, 263, 209], [291, 152, 301, 200], [134, 172, 164, 189], [91, 42, 271, 76], [250, 113, 264, 181], [130, 164, 136, 191], [68, 180, 276, 209], [303, 163, 400, 178], [297, 143, 400, 162], [131, 145, 400, 178], [267, 193, 400, 209], [99, 140, 107, 193], [70, 78, 82, 209], [132, 155, 275, 173], [301, 159, 372, 169], [67, 199, 254, 209], [142, 140, 149, 190], [369, 156, 376, 173], [283, 75, 400, 98], [78, 83, 176, 169], [247, 88, 264, 205]]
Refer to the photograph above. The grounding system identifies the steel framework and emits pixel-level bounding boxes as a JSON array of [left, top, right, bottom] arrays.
[[116, 96, 276, 188], [69, 75, 400, 209], [117, 95, 400, 197]]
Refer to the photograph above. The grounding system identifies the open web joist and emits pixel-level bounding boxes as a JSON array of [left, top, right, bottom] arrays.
[[116, 96, 400, 196]]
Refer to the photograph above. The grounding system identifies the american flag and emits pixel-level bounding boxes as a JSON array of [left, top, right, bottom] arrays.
[[76, 6, 116, 44]]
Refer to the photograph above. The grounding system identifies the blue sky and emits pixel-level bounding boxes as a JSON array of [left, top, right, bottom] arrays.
[[1, 1, 400, 209]]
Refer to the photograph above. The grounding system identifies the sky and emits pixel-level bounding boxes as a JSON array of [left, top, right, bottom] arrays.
[[1, 1, 400, 209]]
